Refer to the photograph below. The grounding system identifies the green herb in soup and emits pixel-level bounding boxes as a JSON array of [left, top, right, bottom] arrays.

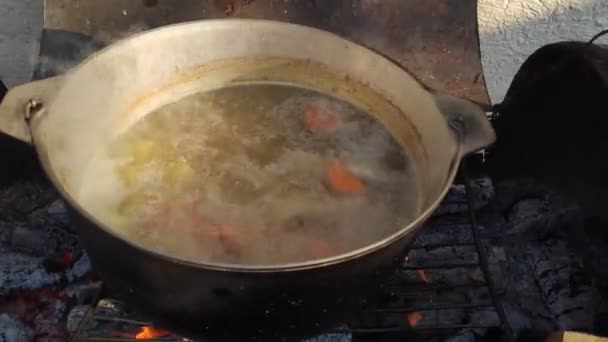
[[78, 83, 419, 265]]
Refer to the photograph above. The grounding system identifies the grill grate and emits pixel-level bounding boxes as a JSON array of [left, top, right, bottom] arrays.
[[69, 161, 513, 342], [337, 163, 513, 341]]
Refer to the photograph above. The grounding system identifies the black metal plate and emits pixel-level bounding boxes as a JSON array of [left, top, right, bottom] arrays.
[[41, 0, 489, 104]]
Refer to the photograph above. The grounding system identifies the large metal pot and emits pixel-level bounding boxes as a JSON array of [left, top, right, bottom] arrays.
[[0, 20, 495, 340]]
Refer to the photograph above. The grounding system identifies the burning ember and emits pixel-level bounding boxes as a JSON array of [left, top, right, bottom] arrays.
[[6, 174, 606, 341], [416, 269, 432, 284], [407, 311, 424, 327], [135, 326, 170, 340], [112, 326, 172, 340]]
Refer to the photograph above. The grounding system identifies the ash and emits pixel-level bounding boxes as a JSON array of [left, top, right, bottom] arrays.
[[482, 179, 599, 334], [0, 181, 93, 342], [0, 176, 605, 341], [342, 176, 603, 341], [408, 177, 603, 340]]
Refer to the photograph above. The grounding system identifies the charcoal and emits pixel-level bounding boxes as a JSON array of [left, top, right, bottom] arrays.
[[481, 179, 598, 336], [0, 253, 61, 294], [66, 305, 90, 334], [407, 246, 479, 267], [10, 223, 58, 257], [61, 281, 102, 305], [0, 182, 58, 222], [46, 200, 71, 226], [30, 297, 68, 342], [531, 244, 596, 330], [0, 314, 32, 342], [412, 223, 474, 247], [394, 267, 485, 286], [434, 177, 494, 216], [1, 174, 604, 341], [446, 330, 482, 342], [304, 331, 352, 342], [42, 256, 69, 274], [386, 177, 599, 339], [66, 253, 92, 281], [0, 180, 91, 340]]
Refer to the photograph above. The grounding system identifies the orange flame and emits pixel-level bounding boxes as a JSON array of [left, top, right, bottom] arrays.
[[408, 311, 424, 327], [135, 326, 170, 340], [416, 269, 432, 284]]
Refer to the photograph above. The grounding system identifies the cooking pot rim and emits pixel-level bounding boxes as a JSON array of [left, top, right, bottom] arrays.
[[34, 19, 463, 273]]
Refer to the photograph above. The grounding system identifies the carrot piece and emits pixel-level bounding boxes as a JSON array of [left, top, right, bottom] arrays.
[[327, 160, 367, 195], [216, 224, 243, 256], [304, 104, 338, 133]]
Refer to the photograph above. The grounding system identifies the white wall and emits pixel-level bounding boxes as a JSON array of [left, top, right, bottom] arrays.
[[0, 0, 42, 87], [479, 0, 608, 103], [0, 0, 606, 103]]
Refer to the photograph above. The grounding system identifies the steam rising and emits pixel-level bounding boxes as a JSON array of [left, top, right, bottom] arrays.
[[77, 83, 419, 265]]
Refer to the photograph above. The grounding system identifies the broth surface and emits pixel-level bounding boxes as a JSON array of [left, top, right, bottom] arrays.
[[78, 83, 419, 265]]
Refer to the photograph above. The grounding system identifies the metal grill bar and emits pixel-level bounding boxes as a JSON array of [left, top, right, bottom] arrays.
[[94, 316, 150, 325], [73, 339, 173, 342], [348, 160, 513, 340], [462, 163, 514, 339], [401, 262, 481, 270], [337, 324, 501, 334], [409, 242, 476, 249], [432, 218, 471, 225], [374, 303, 496, 313], [387, 282, 488, 292]]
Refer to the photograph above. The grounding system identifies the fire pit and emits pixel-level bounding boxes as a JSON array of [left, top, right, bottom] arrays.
[[1, 1, 607, 341], [2, 166, 602, 341], [63, 170, 511, 342], [0, 165, 510, 341]]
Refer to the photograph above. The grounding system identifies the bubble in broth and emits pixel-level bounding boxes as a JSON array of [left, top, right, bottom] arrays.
[[78, 83, 420, 265]]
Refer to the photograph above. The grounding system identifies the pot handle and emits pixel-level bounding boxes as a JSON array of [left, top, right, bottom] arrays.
[[433, 93, 496, 156], [0, 76, 63, 144]]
